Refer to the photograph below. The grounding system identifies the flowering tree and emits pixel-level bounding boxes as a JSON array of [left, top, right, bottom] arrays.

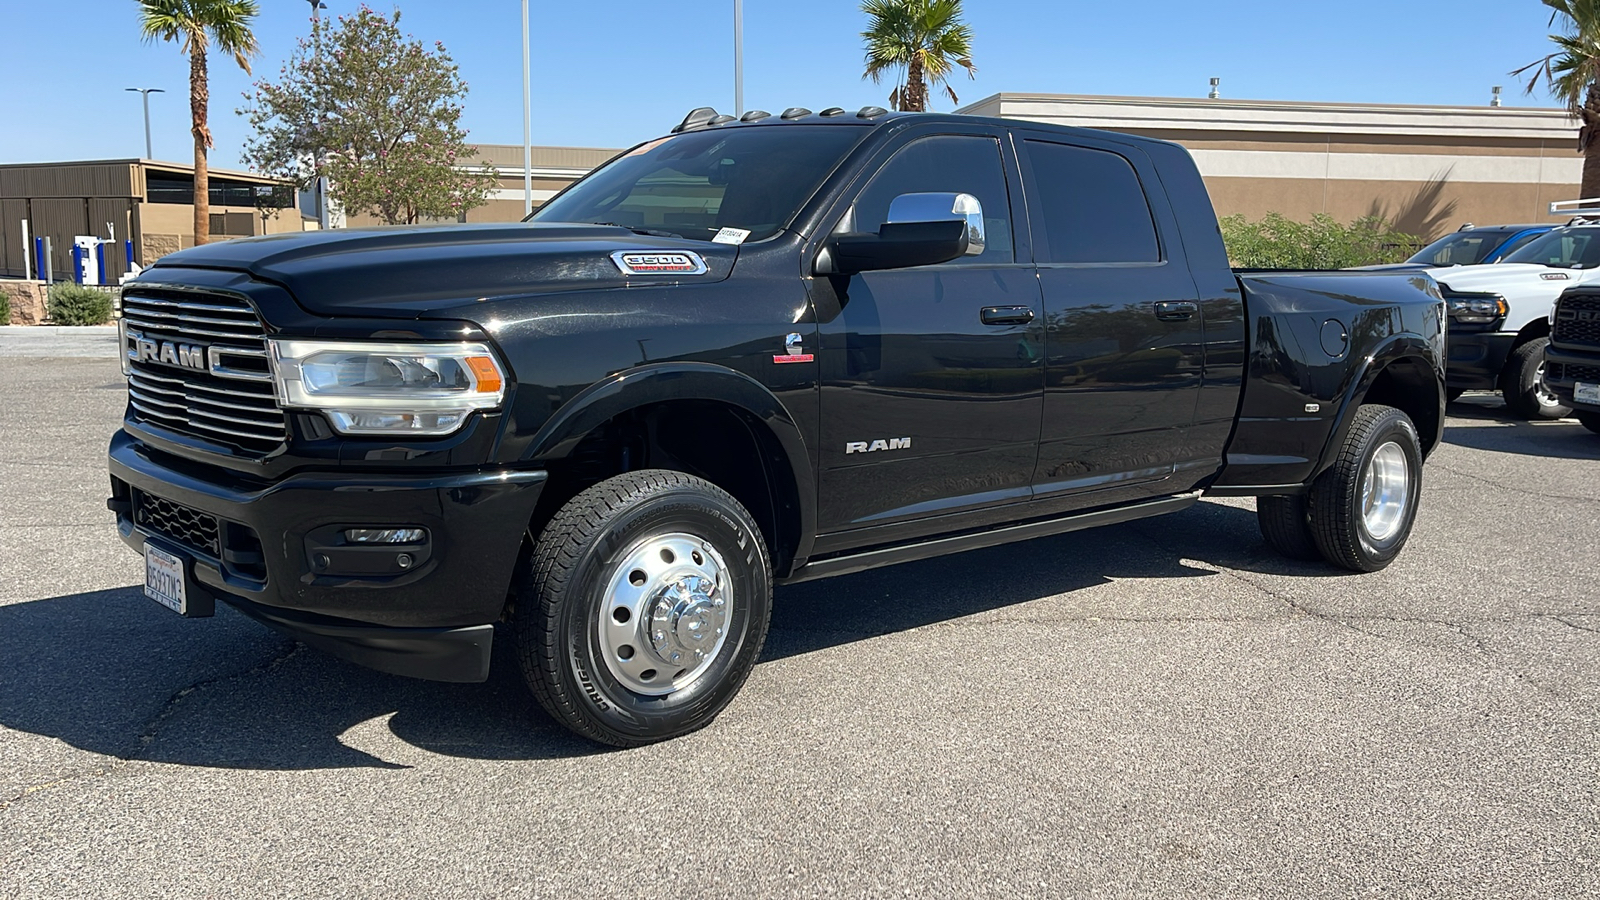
[[239, 6, 493, 225]]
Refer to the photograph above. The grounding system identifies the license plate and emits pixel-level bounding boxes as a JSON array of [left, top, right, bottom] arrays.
[[1577, 382, 1600, 405], [144, 544, 188, 615]]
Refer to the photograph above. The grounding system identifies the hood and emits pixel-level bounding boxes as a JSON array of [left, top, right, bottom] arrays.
[[1429, 262, 1586, 293], [139, 222, 740, 317], [1429, 262, 1600, 330]]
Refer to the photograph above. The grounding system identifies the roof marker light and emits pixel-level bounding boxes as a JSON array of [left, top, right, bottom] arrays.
[[673, 107, 719, 133]]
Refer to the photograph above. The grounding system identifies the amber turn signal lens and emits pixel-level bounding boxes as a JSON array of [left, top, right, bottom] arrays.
[[466, 356, 502, 393]]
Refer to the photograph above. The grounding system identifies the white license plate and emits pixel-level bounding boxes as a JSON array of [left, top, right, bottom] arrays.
[[144, 544, 188, 615], [1577, 382, 1600, 405]]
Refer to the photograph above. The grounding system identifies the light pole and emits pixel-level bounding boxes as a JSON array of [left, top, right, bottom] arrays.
[[307, 0, 330, 228], [733, 0, 744, 116], [522, 0, 532, 218], [125, 87, 164, 159]]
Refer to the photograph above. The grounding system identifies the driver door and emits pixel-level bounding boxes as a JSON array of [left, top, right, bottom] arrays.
[[811, 131, 1044, 536]]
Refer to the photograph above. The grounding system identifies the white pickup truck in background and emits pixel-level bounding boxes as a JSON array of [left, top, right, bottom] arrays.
[[1428, 223, 1600, 418]]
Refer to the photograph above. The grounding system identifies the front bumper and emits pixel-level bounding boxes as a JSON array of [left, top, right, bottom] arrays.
[[1445, 328, 1515, 391], [108, 430, 547, 682], [1544, 345, 1600, 414]]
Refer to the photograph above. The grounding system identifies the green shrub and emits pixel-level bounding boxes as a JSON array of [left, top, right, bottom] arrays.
[[47, 283, 114, 326], [0, 288, 10, 326], [1221, 212, 1420, 270]]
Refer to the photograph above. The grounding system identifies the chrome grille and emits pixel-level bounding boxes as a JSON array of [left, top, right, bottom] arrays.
[[121, 289, 286, 455], [1553, 295, 1600, 349]]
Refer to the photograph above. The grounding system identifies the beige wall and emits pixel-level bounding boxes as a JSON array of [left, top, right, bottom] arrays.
[[965, 93, 1587, 242]]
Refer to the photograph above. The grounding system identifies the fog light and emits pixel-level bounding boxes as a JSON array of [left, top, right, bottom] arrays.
[[345, 527, 426, 544]]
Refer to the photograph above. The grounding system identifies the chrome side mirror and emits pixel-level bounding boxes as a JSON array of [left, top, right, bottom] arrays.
[[886, 192, 986, 257]]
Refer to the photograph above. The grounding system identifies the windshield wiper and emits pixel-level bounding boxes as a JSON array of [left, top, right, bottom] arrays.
[[590, 222, 686, 240]]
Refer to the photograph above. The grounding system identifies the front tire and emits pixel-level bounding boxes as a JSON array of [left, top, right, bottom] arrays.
[[514, 470, 773, 747], [1308, 404, 1423, 572], [1500, 338, 1571, 420]]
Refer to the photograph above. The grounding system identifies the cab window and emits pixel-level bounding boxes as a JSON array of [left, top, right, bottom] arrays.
[[849, 135, 1014, 264]]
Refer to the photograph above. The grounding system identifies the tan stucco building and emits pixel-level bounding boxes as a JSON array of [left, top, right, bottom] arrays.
[[958, 93, 1585, 240], [0, 159, 299, 282]]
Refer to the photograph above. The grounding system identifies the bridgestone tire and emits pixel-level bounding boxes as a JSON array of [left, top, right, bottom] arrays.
[[1256, 495, 1320, 561], [1500, 337, 1571, 420], [1578, 411, 1600, 436], [1307, 404, 1423, 572], [514, 470, 773, 747]]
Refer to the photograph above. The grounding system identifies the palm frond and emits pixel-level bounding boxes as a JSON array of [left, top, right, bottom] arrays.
[[858, 0, 976, 110], [1520, 0, 1600, 113], [137, 0, 260, 70]]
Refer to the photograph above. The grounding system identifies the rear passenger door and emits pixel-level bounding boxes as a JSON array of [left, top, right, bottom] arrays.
[[1018, 136, 1207, 506]]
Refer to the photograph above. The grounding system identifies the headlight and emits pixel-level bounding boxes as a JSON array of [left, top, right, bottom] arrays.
[[267, 338, 506, 436], [1443, 292, 1508, 324]]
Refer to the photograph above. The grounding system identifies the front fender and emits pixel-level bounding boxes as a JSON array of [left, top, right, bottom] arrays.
[[521, 361, 817, 567]]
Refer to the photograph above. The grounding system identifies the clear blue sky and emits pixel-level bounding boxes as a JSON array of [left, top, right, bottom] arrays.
[[0, 0, 1573, 170]]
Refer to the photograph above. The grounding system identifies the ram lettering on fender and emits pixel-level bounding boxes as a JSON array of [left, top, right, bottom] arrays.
[[846, 437, 911, 454]]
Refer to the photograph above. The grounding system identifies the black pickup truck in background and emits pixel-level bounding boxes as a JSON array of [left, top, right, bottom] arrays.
[[108, 107, 1445, 745], [1545, 286, 1600, 434]]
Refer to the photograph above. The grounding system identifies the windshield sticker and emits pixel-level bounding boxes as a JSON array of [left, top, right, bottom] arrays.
[[713, 227, 752, 245], [610, 250, 709, 276]]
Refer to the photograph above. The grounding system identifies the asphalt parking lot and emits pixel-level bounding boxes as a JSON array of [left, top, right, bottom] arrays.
[[1, 353, 1597, 899]]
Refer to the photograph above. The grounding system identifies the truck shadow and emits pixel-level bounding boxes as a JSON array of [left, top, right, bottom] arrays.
[[1441, 419, 1600, 461], [0, 502, 1329, 771]]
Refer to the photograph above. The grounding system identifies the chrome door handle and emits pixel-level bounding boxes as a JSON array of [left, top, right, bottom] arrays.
[[1154, 300, 1198, 321], [981, 306, 1035, 325]]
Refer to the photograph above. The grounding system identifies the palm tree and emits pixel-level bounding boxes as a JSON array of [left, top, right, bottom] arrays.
[[1516, 0, 1600, 201], [860, 0, 976, 113], [138, 0, 260, 245]]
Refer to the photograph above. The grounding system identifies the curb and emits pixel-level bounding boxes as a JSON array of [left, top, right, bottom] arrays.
[[0, 325, 121, 358]]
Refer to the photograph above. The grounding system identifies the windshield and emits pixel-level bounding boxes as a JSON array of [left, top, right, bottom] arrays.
[[1502, 229, 1600, 269], [1406, 231, 1506, 266], [530, 125, 870, 243]]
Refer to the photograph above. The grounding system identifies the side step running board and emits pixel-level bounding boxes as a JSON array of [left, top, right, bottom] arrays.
[[784, 492, 1201, 584]]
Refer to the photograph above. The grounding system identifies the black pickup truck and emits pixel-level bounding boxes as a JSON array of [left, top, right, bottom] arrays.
[[1545, 286, 1600, 434], [108, 107, 1445, 745]]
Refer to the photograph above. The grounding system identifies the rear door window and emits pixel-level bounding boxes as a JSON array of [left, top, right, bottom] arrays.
[[1022, 141, 1161, 264]]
